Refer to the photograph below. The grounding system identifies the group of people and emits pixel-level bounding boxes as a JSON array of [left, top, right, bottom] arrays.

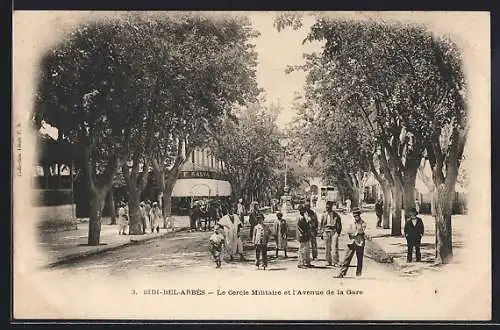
[[208, 198, 375, 278], [208, 199, 285, 270], [190, 199, 235, 232], [296, 201, 369, 278], [117, 200, 164, 235]]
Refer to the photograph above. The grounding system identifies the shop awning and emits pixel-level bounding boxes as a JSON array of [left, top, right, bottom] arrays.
[[171, 178, 232, 197]]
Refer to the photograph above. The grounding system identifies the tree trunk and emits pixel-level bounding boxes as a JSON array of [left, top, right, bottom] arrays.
[[162, 176, 176, 228], [108, 191, 116, 225], [350, 187, 360, 208], [88, 190, 107, 246], [390, 184, 403, 236], [128, 189, 143, 235], [403, 172, 417, 218], [403, 159, 419, 218], [381, 183, 391, 229], [434, 183, 454, 263]]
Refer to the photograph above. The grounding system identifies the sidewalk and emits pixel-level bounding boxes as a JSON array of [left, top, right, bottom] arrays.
[[39, 215, 191, 267], [362, 211, 467, 276]]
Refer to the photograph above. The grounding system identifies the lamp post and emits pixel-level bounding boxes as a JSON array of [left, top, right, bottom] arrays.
[[279, 138, 291, 213]]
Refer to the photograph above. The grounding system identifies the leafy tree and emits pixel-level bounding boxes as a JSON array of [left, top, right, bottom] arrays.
[[144, 14, 261, 223], [208, 103, 283, 205], [33, 18, 154, 245], [276, 14, 468, 261]]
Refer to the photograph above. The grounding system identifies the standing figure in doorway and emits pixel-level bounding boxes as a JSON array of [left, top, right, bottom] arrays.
[[404, 207, 424, 262]]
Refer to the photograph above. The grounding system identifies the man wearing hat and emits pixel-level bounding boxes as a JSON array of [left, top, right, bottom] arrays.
[[336, 207, 367, 278], [296, 204, 313, 268], [273, 211, 288, 258], [304, 203, 319, 260], [320, 201, 342, 266], [404, 207, 424, 262]]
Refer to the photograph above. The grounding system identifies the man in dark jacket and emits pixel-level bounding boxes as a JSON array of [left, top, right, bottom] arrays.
[[296, 205, 312, 268], [404, 207, 424, 262], [304, 203, 319, 260], [375, 198, 383, 228]]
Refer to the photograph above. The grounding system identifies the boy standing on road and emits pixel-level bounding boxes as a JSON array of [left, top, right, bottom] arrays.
[[273, 211, 288, 258], [209, 224, 226, 268], [252, 214, 270, 269], [320, 201, 342, 266]]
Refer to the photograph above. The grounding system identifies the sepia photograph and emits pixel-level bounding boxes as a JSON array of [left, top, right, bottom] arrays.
[[12, 10, 490, 320]]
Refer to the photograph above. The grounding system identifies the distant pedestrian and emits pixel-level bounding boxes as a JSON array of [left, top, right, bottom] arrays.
[[375, 198, 384, 228], [252, 213, 270, 269], [304, 204, 319, 260], [320, 201, 342, 266], [149, 202, 162, 233], [190, 202, 201, 231], [335, 207, 367, 278], [248, 202, 261, 242], [139, 201, 148, 234], [117, 201, 129, 235], [273, 211, 288, 258], [404, 207, 424, 262], [415, 199, 421, 215], [236, 198, 246, 225], [345, 198, 351, 213], [218, 206, 245, 262], [209, 224, 226, 268], [296, 205, 312, 268], [145, 200, 152, 229]]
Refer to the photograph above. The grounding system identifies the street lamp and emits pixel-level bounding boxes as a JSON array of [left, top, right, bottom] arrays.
[[279, 138, 289, 192], [279, 137, 291, 213]]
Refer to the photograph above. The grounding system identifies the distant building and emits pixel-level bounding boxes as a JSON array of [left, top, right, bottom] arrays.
[[167, 148, 232, 214]]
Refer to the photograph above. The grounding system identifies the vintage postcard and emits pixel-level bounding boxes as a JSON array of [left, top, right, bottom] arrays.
[[12, 11, 491, 320]]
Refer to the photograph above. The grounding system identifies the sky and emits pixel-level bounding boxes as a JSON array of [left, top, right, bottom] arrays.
[[248, 13, 322, 129]]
